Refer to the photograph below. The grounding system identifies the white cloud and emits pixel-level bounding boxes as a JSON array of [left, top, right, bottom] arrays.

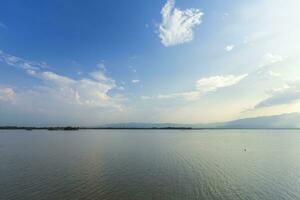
[[254, 81, 300, 108], [132, 79, 140, 84], [158, 74, 247, 101], [222, 12, 229, 20], [32, 70, 122, 108], [0, 86, 15, 102], [158, 91, 200, 101], [118, 86, 125, 91], [196, 74, 247, 93], [257, 53, 286, 68], [97, 63, 106, 71], [90, 70, 109, 82], [141, 96, 151, 100], [268, 71, 281, 77], [0, 50, 124, 116], [159, 0, 203, 47], [272, 84, 290, 93], [225, 45, 234, 51], [0, 50, 47, 71], [265, 53, 284, 64]]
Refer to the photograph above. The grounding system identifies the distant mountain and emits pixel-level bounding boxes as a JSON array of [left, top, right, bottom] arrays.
[[99, 122, 191, 129], [217, 113, 300, 129], [101, 113, 300, 129]]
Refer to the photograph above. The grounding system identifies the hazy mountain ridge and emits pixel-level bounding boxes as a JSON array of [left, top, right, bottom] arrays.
[[218, 113, 300, 129], [101, 113, 300, 129]]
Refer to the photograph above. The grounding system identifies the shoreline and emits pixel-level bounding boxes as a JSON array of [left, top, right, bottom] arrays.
[[1, 127, 300, 131]]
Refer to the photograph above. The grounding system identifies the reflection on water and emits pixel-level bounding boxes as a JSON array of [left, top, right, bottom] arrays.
[[0, 129, 300, 200]]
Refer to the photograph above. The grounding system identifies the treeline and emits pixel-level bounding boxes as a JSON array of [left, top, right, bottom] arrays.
[[0, 126, 79, 131], [0, 126, 192, 130]]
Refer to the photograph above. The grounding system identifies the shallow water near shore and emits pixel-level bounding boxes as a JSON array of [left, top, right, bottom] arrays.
[[1, 129, 300, 200]]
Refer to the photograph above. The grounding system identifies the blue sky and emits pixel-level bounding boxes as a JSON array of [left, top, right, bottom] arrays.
[[0, 0, 300, 126]]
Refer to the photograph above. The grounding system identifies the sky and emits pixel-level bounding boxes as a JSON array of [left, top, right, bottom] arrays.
[[0, 0, 300, 126]]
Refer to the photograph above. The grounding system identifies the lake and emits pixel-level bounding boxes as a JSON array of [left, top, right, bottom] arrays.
[[1, 129, 300, 200]]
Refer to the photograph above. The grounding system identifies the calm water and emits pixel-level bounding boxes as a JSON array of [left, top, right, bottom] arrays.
[[1, 130, 300, 200]]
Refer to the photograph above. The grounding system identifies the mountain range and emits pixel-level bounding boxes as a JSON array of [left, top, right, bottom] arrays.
[[101, 113, 300, 129]]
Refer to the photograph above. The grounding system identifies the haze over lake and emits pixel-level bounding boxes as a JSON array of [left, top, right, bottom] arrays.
[[1, 129, 300, 200]]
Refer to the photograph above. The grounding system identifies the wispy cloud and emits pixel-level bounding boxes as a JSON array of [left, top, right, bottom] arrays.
[[158, 74, 248, 101], [90, 68, 110, 82], [34, 71, 122, 109], [0, 86, 15, 103], [0, 50, 124, 112], [141, 95, 151, 100], [268, 71, 281, 77], [196, 74, 247, 93], [97, 63, 106, 71], [225, 45, 234, 52], [129, 65, 137, 73], [158, 0, 203, 47], [132, 79, 140, 84], [254, 81, 300, 108], [264, 53, 284, 64], [0, 50, 47, 71]]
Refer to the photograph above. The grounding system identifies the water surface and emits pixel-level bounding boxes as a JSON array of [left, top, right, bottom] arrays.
[[0, 129, 300, 200]]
